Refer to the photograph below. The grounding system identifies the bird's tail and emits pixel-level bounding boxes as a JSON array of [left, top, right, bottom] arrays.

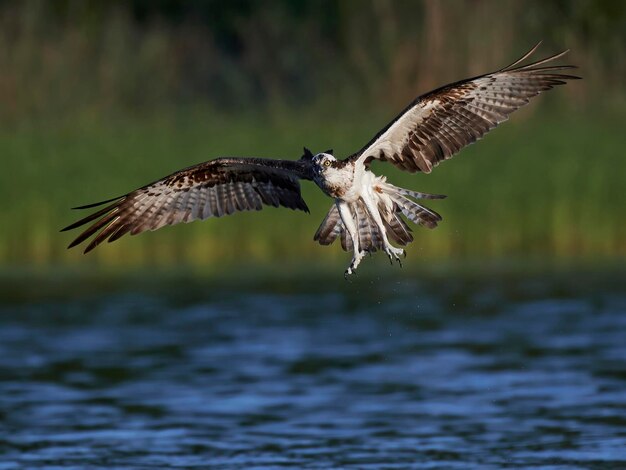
[[314, 183, 444, 253], [314, 201, 400, 253]]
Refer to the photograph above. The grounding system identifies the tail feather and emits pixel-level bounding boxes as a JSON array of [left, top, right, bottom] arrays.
[[354, 203, 372, 251], [383, 211, 414, 246], [340, 221, 352, 251], [394, 187, 446, 200], [392, 196, 442, 229], [313, 204, 342, 245], [380, 181, 444, 229], [354, 200, 383, 252]]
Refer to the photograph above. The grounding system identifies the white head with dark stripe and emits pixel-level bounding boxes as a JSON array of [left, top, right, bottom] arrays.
[[310, 149, 337, 175]]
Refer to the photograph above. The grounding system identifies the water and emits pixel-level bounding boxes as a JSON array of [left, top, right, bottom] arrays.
[[1, 268, 625, 469]]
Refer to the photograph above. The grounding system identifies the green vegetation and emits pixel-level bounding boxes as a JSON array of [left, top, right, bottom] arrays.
[[0, 1, 623, 269], [2, 105, 623, 269]]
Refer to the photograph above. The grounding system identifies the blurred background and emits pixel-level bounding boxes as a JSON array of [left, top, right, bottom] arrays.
[[2, 3, 626, 467], [0, 0, 624, 271]]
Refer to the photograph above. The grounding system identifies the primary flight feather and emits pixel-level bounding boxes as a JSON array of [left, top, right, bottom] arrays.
[[62, 43, 579, 277]]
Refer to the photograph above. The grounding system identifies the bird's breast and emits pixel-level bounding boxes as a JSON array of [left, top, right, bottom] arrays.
[[315, 167, 357, 200]]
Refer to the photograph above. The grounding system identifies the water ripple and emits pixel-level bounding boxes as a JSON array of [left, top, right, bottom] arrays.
[[0, 271, 625, 468]]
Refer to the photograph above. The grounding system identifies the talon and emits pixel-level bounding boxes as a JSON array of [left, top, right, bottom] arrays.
[[403, 250, 407, 259]]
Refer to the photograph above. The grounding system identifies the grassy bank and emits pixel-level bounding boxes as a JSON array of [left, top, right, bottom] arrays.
[[1, 104, 623, 269]]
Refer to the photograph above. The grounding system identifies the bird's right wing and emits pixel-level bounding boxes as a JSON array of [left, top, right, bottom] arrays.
[[62, 157, 314, 253]]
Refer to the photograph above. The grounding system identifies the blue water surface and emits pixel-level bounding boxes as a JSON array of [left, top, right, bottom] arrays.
[[0, 268, 625, 469]]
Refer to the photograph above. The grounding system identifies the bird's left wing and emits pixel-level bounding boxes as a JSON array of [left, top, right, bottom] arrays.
[[62, 157, 314, 253], [346, 43, 580, 173]]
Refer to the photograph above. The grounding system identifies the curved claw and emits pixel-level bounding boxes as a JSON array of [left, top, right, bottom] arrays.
[[384, 246, 405, 267]]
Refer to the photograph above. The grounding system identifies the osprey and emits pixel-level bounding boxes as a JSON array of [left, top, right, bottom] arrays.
[[63, 43, 579, 277]]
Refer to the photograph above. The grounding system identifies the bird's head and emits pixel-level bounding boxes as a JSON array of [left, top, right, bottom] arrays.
[[311, 150, 336, 174]]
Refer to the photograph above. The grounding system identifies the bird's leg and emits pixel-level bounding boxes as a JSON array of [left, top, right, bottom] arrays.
[[337, 201, 364, 278], [345, 250, 366, 279], [361, 194, 405, 265]]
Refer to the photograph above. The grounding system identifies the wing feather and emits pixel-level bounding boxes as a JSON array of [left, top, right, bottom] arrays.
[[62, 157, 313, 253], [347, 43, 580, 173]]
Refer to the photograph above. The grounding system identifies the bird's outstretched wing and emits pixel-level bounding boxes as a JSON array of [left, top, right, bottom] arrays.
[[62, 157, 314, 253], [346, 42, 580, 173]]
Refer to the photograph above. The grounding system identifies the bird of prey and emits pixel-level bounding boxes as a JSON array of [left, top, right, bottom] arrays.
[[63, 43, 579, 277]]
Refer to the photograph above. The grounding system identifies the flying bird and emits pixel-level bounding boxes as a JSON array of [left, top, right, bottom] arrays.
[[62, 43, 579, 277]]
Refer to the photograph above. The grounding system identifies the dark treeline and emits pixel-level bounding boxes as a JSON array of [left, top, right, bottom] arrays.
[[0, 0, 623, 123]]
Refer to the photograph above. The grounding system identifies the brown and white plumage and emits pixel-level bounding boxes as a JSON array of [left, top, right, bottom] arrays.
[[62, 158, 313, 253], [63, 43, 579, 276], [347, 42, 579, 173]]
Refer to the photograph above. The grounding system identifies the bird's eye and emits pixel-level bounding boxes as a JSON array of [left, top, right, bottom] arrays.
[[323, 160, 331, 167]]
